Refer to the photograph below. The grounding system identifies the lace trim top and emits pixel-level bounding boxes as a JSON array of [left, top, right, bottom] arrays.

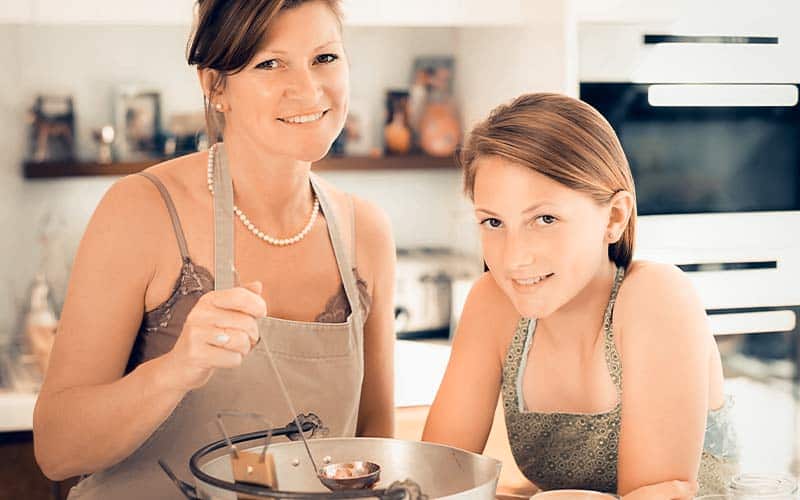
[[127, 258, 371, 373]]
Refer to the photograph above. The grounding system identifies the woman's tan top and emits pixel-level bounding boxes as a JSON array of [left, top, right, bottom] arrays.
[[501, 266, 739, 496], [69, 144, 369, 499]]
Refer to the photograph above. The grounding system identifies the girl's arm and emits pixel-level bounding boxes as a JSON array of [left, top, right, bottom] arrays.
[[616, 262, 712, 496], [422, 273, 519, 452]]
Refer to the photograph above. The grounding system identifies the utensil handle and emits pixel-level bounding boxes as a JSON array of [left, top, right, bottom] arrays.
[[158, 459, 200, 500]]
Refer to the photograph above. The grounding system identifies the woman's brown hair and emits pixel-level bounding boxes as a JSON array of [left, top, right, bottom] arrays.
[[186, 0, 343, 142], [460, 92, 637, 269]]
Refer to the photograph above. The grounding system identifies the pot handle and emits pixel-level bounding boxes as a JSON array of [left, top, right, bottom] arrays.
[[384, 479, 428, 500], [158, 459, 200, 500]]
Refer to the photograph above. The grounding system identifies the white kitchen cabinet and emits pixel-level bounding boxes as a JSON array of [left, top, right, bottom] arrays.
[[575, 0, 796, 35], [574, 0, 692, 23], [579, 21, 800, 83], [0, 0, 34, 23], [342, 0, 525, 26], [578, 0, 799, 83], [18, 0, 529, 27], [30, 0, 194, 25]]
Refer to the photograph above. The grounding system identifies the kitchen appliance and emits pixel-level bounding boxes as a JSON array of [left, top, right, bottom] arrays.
[[580, 81, 800, 216], [579, 21, 800, 216], [578, 22, 800, 367], [161, 418, 502, 499], [394, 248, 481, 338], [579, 19, 800, 472]]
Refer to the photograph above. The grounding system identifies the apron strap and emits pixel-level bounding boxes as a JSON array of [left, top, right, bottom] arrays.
[[213, 143, 236, 291], [310, 173, 363, 329]]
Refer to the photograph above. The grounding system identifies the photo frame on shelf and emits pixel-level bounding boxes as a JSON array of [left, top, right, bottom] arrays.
[[28, 94, 75, 162], [114, 84, 162, 161], [408, 56, 461, 158], [410, 56, 455, 97]]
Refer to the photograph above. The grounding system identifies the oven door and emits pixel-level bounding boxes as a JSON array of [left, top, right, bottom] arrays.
[[580, 82, 800, 216]]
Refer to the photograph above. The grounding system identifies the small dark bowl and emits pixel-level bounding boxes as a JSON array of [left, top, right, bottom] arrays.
[[318, 461, 381, 491]]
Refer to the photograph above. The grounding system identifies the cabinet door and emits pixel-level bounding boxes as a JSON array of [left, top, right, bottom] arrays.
[[1, 0, 34, 23], [458, 0, 524, 26], [342, 0, 525, 26], [32, 0, 194, 25], [580, 21, 800, 83], [575, 0, 690, 22]]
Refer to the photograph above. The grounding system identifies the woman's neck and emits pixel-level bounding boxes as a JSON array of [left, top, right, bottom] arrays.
[[220, 134, 317, 235]]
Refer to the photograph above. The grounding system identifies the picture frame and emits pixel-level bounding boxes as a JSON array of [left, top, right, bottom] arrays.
[[114, 84, 162, 160], [410, 56, 455, 97], [28, 94, 75, 161]]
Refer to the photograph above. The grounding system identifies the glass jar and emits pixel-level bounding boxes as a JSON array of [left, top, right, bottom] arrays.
[[696, 472, 799, 499]]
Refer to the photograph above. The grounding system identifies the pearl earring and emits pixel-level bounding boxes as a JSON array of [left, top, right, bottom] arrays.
[[214, 103, 224, 112]]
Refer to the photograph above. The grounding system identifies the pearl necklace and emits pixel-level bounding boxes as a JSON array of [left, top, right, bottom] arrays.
[[206, 144, 320, 246]]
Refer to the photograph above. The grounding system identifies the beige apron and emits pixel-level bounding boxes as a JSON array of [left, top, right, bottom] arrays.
[[68, 144, 365, 499]]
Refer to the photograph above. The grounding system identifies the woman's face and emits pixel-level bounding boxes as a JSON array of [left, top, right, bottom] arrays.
[[221, 1, 348, 161], [473, 156, 613, 319]]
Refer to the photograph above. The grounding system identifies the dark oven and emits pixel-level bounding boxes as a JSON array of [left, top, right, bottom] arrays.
[[580, 82, 800, 216]]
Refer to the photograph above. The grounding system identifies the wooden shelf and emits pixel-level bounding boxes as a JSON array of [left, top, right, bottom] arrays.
[[23, 154, 457, 179], [23, 160, 159, 178]]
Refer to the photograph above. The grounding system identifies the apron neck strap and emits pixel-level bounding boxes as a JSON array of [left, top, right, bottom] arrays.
[[310, 173, 362, 328], [213, 143, 236, 291]]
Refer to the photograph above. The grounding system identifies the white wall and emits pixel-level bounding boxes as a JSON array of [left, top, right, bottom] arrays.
[[456, 0, 579, 130]]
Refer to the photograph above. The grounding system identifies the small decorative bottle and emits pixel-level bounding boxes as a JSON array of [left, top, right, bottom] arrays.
[[384, 90, 412, 155], [24, 271, 58, 378]]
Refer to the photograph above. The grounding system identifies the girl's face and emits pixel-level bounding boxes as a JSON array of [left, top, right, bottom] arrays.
[[220, 1, 348, 161], [473, 156, 615, 319]]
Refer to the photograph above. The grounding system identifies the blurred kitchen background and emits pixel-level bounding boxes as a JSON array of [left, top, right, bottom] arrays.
[[1, 0, 800, 498]]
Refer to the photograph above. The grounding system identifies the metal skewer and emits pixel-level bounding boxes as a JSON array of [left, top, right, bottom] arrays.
[[233, 265, 322, 480], [262, 339, 321, 476]]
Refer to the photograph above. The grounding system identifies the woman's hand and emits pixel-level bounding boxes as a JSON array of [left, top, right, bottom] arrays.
[[162, 281, 267, 392], [622, 480, 698, 500]]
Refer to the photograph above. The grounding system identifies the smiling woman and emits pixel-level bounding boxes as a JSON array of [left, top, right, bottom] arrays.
[[32, 1, 396, 499]]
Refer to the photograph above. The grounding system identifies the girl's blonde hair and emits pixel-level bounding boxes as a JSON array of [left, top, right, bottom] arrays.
[[460, 93, 637, 268]]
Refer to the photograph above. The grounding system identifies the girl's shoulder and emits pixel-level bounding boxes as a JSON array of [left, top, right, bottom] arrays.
[[618, 260, 700, 316], [615, 259, 712, 353]]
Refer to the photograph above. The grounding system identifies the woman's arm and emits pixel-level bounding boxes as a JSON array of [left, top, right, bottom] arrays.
[[33, 174, 264, 480], [34, 175, 185, 480], [422, 273, 519, 453], [616, 262, 712, 496], [354, 199, 396, 437]]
